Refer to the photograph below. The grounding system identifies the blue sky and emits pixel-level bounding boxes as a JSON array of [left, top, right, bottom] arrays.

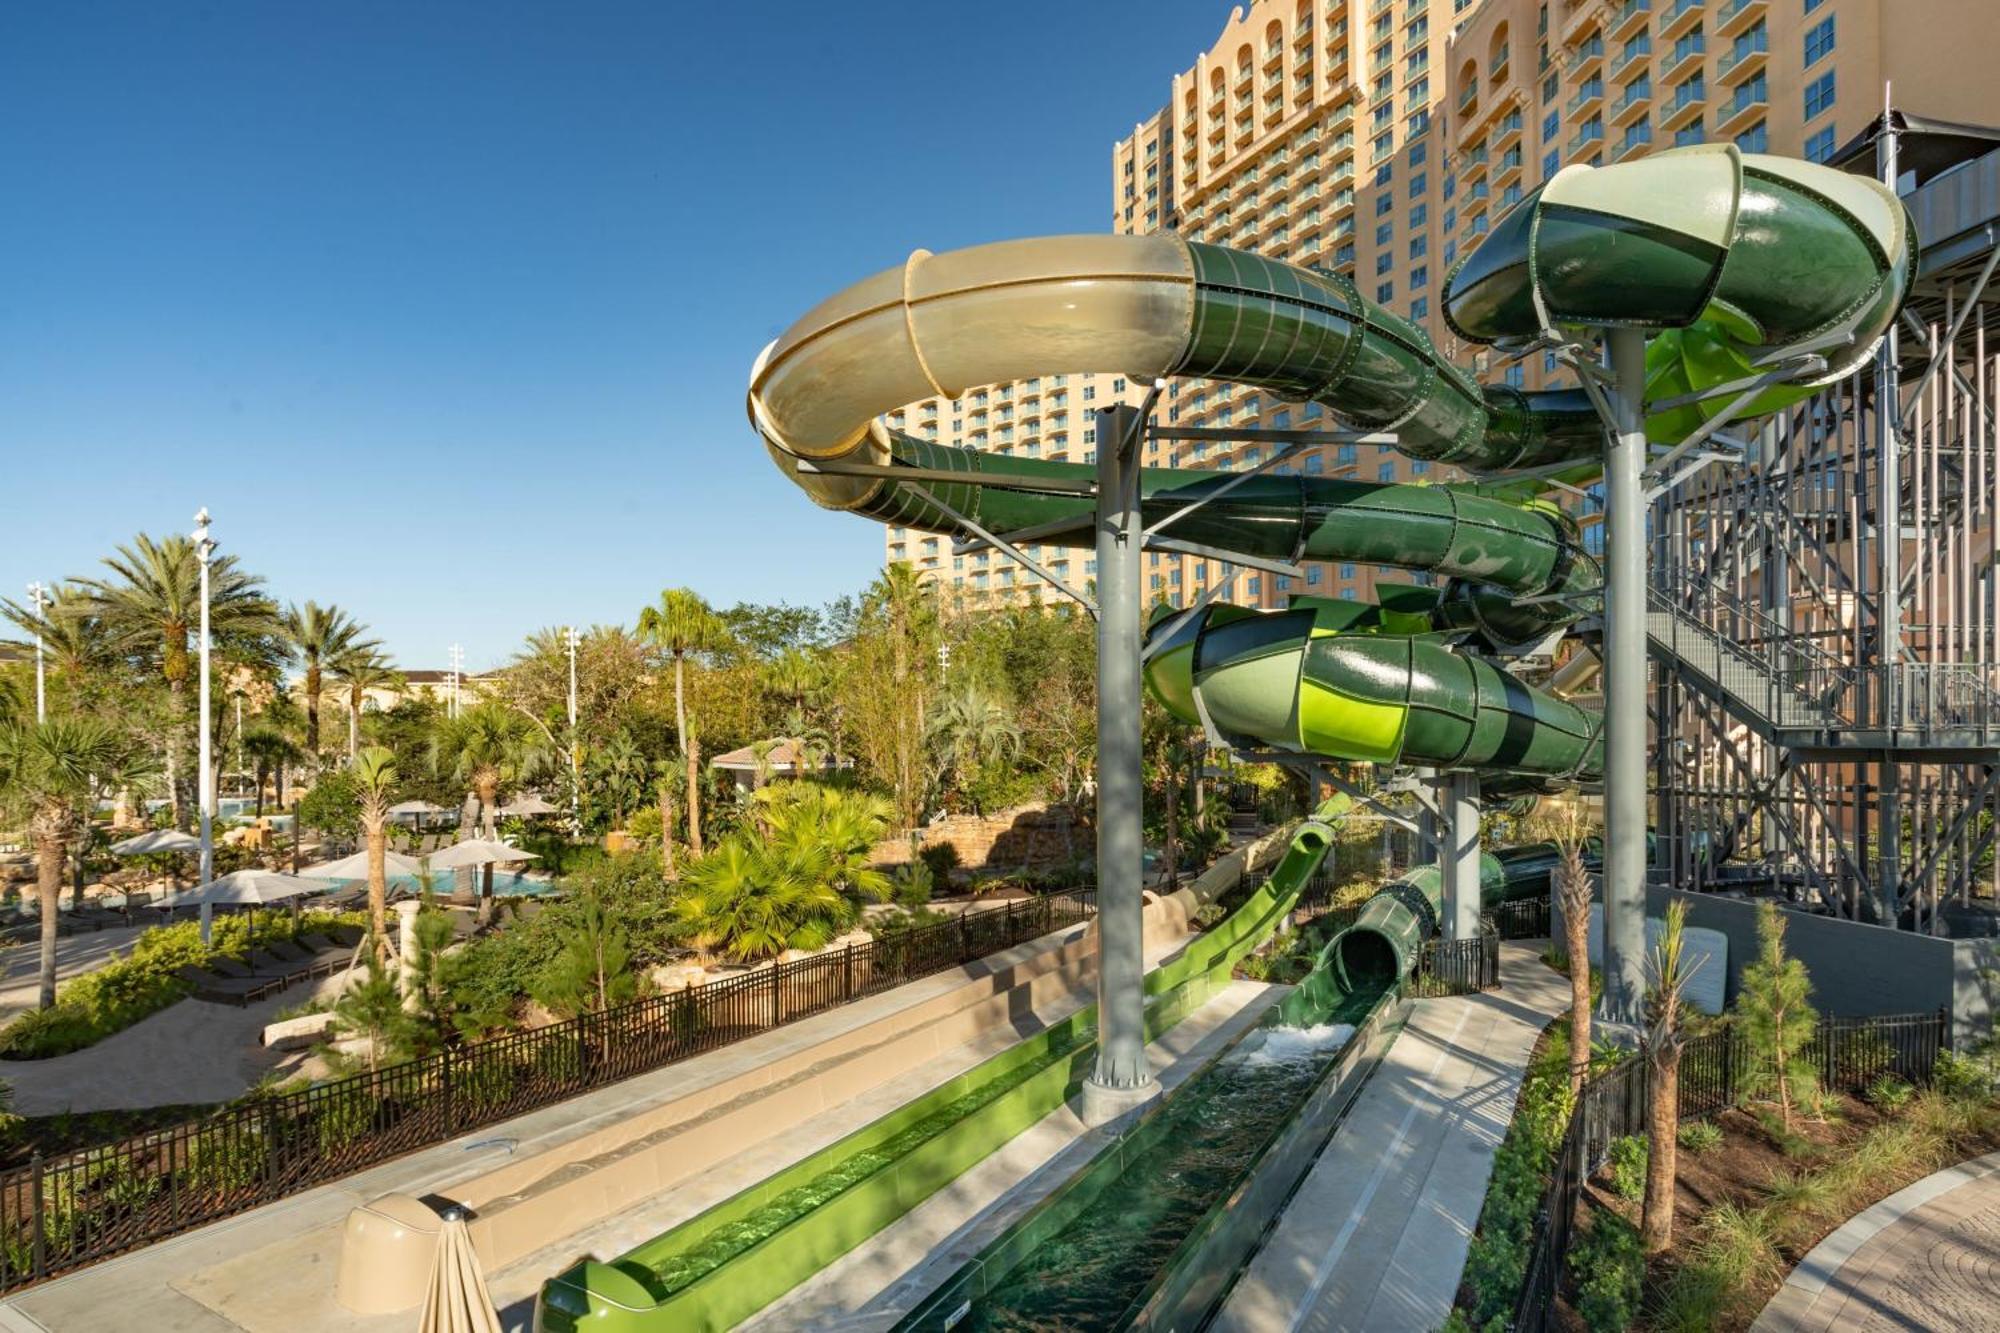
[[0, 0, 1222, 669]]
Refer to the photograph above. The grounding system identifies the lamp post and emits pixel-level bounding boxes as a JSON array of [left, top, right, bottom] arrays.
[[194, 509, 216, 946], [448, 642, 465, 720], [26, 581, 47, 724], [565, 625, 582, 836]]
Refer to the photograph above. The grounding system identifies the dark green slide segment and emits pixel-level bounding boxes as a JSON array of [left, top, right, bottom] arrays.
[[1144, 591, 1602, 782], [534, 807, 1348, 1332]]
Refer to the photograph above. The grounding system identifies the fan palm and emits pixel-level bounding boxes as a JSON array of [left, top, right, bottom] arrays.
[[281, 602, 377, 766], [429, 703, 549, 922], [328, 649, 400, 764], [927, 684, 1022, 813], [636, 588, 728, 858], [673, 835, 847, 963], [74, 534, 279, 828], [0, 718, 157, 1008], [353, 747, 399, 957]]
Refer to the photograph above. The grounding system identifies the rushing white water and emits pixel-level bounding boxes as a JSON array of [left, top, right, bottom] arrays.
[[1225, 1023, 1356, 1069]]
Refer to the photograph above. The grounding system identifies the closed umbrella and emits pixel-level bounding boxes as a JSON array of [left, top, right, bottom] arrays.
[[109, 829, 202, 856], [159, 869, 333, 909], [417, 1207, 501, 1333]]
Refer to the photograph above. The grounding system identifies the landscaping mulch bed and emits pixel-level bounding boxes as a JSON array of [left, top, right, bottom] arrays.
[[1552, 1091, 2000, 1330]]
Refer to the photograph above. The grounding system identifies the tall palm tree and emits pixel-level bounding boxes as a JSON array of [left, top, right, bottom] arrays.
[[429, 703, 547, 922], [329, 649, 400, 764], [0, 582, 113, 695], [636, 588, 728, 858], [282, 602, 377, 767], [0, 718, 157, 1008], [241, 727, 302, 817], [353, 747, 399, 958]]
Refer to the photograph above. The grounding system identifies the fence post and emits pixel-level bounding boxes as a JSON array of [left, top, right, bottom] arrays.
[[441, 1046, 455, 1132], [29, 1152, 46, 1281], [771, 961, 784, 1026], [960, 909, 972, 963], [844, 943, 855, 1001]]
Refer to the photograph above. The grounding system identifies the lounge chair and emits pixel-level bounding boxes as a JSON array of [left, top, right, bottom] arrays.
[[207, 956, 258, 979], [266, 939, 314, 965], [245, 947, 309, 978], [173, 965, 274, 1006]]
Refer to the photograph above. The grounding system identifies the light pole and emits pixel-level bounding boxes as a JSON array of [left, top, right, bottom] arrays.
[[565, 626, 582, 836], [26, 581, 48, 724], [194, 509, 216, 946], [448, 643, 465, 720]]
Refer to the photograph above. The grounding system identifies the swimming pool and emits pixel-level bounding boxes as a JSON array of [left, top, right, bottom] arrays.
[[387, 870, 555, 898]]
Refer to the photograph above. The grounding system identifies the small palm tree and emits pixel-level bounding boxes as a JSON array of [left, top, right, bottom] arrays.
[[328, 649, 400, 764], [1642, 899, 1701, 1254], [429, 703, 549, 922], [0, 718, 157, 1008], [354, 746, 399, 956], [636, 588, 728, 858], [927, 684, 1021, 813], [240, 727, 303, 816], [590, 733, 648, 828], [281, 602, 377, 767]]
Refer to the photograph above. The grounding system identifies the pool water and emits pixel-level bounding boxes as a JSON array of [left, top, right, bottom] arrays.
[[957, 982, 1384, 1331], [386, 870, 554, 898]]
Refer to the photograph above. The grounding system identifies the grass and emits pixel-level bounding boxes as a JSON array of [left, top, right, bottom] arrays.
[[1677, 1120, 1723, 1154]]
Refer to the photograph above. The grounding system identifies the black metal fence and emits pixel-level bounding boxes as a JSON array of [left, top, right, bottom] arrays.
[[1486, 896, 1553, 941], [1412, 931, 1502, 997], [0, 890, 1096, 1293], [1511, 1008, 1950, 1330]]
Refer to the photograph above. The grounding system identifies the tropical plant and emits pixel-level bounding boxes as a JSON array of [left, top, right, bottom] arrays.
[[328, 950, 418, 1073], [1736, 900, 1820, 1131], [280, 602, 377, 767], [531, 894, 642, 1017], [0, 718, 157, 1009], [843, 563, 940, 830], [328, 649, 399, 764], [590, 733, 649, 828], [74, 533, 279, 827], [636, 588, 729, 858], [241, 727, 303, 817], [1642, 896, 1701, 1252], [1550, 798, 1596, 1098], [927, 683, 1022, 814], [428, 701, 547, 837], [353, 747, 399, 955]]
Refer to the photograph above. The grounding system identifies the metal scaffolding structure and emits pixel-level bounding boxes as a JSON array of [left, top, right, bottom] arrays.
[[1648, 130, 2000, 937]]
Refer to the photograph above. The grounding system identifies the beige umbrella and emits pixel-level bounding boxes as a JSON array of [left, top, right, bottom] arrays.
[[158, 869, 333, 908], [427, 839, 538, 869], [308, 849, 424, 880], [109, 829, 202, 856], [418, 1207, 501, 1333], [496, 793, 559, 817]]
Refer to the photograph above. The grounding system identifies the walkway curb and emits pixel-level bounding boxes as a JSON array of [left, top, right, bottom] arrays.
[[1752, 1148, 2000, 1330]]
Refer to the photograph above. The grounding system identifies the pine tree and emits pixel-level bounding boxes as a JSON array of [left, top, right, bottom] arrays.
[[1735, 901, 1819, 1130], [532, 896, 641, 1018], [330, 949, 419, 1072]]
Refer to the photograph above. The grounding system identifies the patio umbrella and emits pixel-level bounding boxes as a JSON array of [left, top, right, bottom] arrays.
[[418, 1207, 501, 1333], [159, 869, 334, 908], [427, 839, 538, 869], [497, 793, 559, 817], [308, 849, 424, 881], [387, 799, 448, 821], [109, 829, 202, 856]]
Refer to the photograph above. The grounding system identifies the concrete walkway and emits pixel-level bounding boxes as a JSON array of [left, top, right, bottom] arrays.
[[1752, 1149, 2000, 1332], [0, 925, 151, 1024], [1212, 940, 1568, 1333]]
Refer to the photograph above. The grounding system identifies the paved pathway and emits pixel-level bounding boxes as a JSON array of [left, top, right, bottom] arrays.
[[0, 925, 151, 1024], [1753, 1150, 2000, 1332], [1212, 940, 1569, 1333]]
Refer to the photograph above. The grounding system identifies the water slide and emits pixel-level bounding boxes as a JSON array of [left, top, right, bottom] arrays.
[[749, 145, 1911, 781], [539, 148, 1912, 1329]]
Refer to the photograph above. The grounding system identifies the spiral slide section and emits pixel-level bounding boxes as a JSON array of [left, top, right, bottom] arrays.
[[747, 146, 1911, 772]]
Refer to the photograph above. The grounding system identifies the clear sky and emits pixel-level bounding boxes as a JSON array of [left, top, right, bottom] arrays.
[[1, 0, 1224, 670]]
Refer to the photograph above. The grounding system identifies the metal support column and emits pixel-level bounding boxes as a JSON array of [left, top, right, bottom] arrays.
[[1874, 107, 1904, 926], [1441, 772, 1483, 939], [1601, 328, 1650, 1027], [1084, 404, 1155, 1117], [1415, 766, 1440, 866]]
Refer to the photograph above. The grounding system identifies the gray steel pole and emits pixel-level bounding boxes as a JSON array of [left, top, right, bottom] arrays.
[[1875, 102, 1904, 925], [1601, 328, 1650, 1027], [1087, 404, 1153, 1104], [1415, 766, 1439, 866], [1441, 772, 1482, 939]]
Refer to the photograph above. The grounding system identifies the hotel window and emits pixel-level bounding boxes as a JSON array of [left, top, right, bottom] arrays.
[[1376, 220, 1394, 245], [1409, 235, 1427, 259], [1376, 280, 1394, 302], [1247, 577, 1262, 596], [1308, 567, 1324, 586], [1409, 140, 1427, 166], [1542, 109, 1559, 140], [1340, 563, 1357, 579], [1411, 265, 1428, 288], [1412, 460, 1430, 476], [1542, 149, 1560, 180], [1805, 126, 1836, 164], [1410, 202, 1427, 227], [1504, 364, 1526, 388], [1674, 123, 1704, 147], [1804, 15, 1834, 66], [1804, 71, 1835, 120], [1409, 172, 1427, 198], [1736, 121, 1768, 153], [1338, 443, 1358, 464], [1410, 296, 1428, 320], [1376, 461, 1394, 480]]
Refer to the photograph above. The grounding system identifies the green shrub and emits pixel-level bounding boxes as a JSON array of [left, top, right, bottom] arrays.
[[1865, 1074, 1913, 1110], [869, 906, 952, 938], [1570, 1212, 1643, 1331], [1605, 1134, 1647, 1201], [1933, 1048, 1998, 1102], [1457, 1029, 1576, 1325], [1677, 1120, 1723, 1154], [891, 861, 935, 909], [917, 840, 961, 884], [1648, 1264, 1733, 1332]]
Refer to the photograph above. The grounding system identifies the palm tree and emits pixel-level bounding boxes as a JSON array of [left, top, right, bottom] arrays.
[[0, 718, 157, 1008], [927, 684, 1021, 813], [329, 649, 400, 764], [353, 747, 398, 958], [1642, 899, 1701, 1254], [429, 703, 547, 922], [281, 602, 377, 768], [0, 582, 113, 694], [241, 727, 302, 817], [76, 534, 278, 828], [636, 588, 728, 859], [590, 733, 648, 827]]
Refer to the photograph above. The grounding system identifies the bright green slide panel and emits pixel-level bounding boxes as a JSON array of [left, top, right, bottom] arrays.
[[534, 812, 1345, 1332]]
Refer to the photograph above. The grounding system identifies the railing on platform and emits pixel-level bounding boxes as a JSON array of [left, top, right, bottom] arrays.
[[0, 890, 1097, 1293]]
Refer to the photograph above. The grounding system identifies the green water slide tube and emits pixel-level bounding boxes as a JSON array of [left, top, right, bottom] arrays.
[[534, 808, 1347, 1333]]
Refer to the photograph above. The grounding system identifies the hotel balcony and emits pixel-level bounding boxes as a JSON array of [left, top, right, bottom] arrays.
[[1659, 89, 1706, 130], [1461, 144, 1489, 180], [1568, 36, 1606, 73], [1495, 148, 1525, 184], [1264, 42, 1285, 75], [1610, 41, 1653, 84], [1568, 123, 1607, 156], [1715, 0, 1767, 38], [1659, 0, 1704, 41], [1661, 36, 1706, 82], [1611, 83, 1653, 127], [1567, 78, 1605, 117], [1716, 85, 1767, 134], [1492, 110, 1525, 151], [1610, 0, 1651, 42], [1559, 0, 1609, 47], [1614, 120, 1654, 159], [1324, 44, 1349, 79], [1717, 38, 1767, 84]]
